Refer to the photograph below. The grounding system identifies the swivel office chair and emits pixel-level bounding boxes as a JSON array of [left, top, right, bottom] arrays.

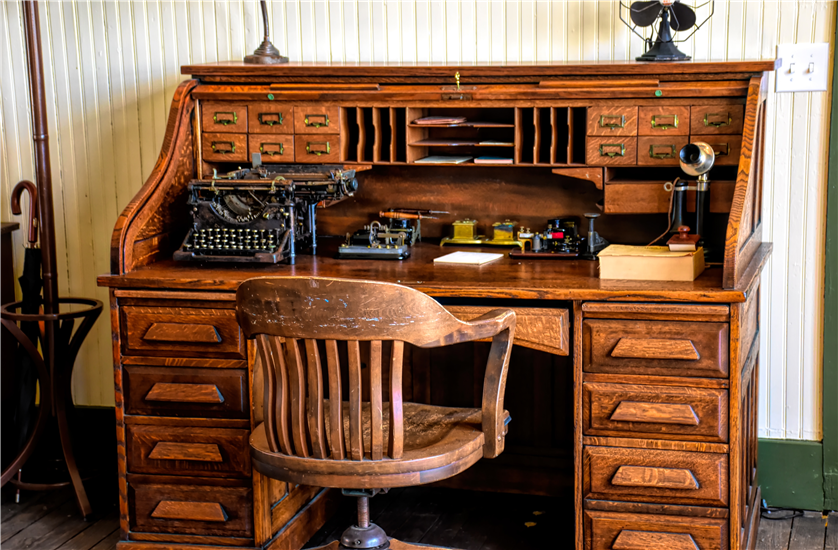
[[236, 276, 516, 550]]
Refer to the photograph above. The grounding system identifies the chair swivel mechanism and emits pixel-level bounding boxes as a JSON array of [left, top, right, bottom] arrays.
[[236, 276, 516, 550]]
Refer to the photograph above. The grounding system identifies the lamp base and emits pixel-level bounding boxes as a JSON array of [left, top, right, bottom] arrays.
[[244, 39, 289, 64]]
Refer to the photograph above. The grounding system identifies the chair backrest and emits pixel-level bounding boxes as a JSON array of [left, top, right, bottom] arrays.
[[236, 276, 515, 461]]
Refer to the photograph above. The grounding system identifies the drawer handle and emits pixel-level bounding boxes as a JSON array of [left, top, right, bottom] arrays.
[[258, 112, 283, 126], [599, 143, 625, 158], [649, 144, 676, 159], [151, 500, 228, 522], [611, 337, 700, 360], [213, 111, 237, 126], [304, 113, 330, 128], [613, 530, 699, 550], [650, 114, 678, 129], [712, 142, 730, 156], [211, 141, 236, 154], [143, 322, 221, 343], [704, 111, 732, 128], [611, 402, 700, 426], [260, 142, 285, 156], [612, 465, 700, 490], [145, 383, 225, 404], [148, 442, 224, 462], [306, 141, 331, 156], [599, 114, 626, 129]]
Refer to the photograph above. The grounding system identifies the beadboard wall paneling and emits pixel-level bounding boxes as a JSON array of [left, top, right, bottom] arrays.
[[0, 1, 833, 441]]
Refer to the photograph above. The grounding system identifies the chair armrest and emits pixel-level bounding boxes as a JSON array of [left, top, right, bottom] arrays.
[[479, 318, 516, 459], [422, 308, 516, 347]]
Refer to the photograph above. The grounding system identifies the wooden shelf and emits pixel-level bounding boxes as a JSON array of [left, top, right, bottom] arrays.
[[408, 122, 515, 128], [408, 140, 515, 147]]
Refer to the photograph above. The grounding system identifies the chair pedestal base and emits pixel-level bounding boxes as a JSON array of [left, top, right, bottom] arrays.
[[313, 539, 457, 550], [340, 523, 390, 549]]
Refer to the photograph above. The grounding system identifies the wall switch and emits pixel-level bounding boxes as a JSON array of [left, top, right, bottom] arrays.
[[775, 43, 830, 93]]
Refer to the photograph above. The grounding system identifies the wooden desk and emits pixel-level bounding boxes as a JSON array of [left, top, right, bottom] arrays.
[[99, 60, 774, 550]]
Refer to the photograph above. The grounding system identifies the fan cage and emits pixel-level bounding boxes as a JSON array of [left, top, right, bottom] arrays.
[[618, 0, 715, 46]]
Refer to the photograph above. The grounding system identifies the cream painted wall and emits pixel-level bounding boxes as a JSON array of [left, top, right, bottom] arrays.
[[0, 0, 833, 440]]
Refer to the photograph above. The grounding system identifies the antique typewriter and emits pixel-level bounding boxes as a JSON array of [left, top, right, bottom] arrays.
[[174, 163, 358, 264]]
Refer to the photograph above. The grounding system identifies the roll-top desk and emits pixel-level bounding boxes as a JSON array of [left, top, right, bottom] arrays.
[[98, 60, 775, 550]]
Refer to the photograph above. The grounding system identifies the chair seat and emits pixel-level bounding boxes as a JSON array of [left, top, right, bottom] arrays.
[[250, 401, 510, 489]]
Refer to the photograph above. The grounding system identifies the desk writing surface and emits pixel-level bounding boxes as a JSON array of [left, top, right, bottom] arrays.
[[98, 239, 767, 302]]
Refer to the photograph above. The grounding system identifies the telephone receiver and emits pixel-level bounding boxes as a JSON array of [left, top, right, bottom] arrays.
[[679, 142, 715, 176]]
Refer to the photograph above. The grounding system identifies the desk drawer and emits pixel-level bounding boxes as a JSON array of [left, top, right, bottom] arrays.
[[121, 306, 245, 358], [587, 107, 638, 136], [201, 102, 248, 133], [202, 133, 248, 162], [295, 134, 341, 163], [586, 137, 637, 166], [294, 106, 340, 134], [248, 134, 295, 161], [247, 102, 293, 134], [690, 104, 745, 135], [129, 478, 252, 537], [637, 136, 690, 166], [124, 366, 248, 418], [584, 446, 728, 506], [583, 382, 728, 442], [582, 319, 729, 378], [446, 306, 569, 356], [584, 509, 728, 550], [638, 106, 690, 136], [127, 425, 250, 477], [692, 135, 742, 166]]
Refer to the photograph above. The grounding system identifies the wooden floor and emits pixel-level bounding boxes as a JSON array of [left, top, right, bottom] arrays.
[[2, 483, 836, 550]]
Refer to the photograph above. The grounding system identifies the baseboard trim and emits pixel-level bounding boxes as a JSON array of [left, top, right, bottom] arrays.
[[759, 438, 824, 510]]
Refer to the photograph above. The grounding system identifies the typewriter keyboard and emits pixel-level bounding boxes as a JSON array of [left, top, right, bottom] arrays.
[[183, 227, 282, 255]]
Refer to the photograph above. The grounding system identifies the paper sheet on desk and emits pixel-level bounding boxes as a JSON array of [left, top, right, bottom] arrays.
[[434, 251, 503, 265]]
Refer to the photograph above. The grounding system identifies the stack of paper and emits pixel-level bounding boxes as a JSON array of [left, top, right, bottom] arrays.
[[434, 251, 503, 265]]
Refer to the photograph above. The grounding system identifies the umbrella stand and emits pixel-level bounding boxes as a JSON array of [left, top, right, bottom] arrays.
[[0, 0, 103, 519]]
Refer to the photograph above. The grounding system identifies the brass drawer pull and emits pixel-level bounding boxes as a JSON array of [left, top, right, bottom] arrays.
[[213, 112, 237, 125], [258, 112, 283, 126], [306, 141, 331, 155], [260, 142, 285, 156], [651, 114, 678, 129], [704, 112, 732, 128], [304, 113, 330, 128], [712, 143, 729, 156], [599, 143, 625, 158], [599, 114, 626, 129], [211, 141, 235, 154], [649, 144, 676, 159]]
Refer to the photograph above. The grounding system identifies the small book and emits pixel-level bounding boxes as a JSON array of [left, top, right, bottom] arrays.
[[598, 245, 705, 282], [474, 156, 513, 164], [415, 155, 473, 164], [434, 251, 504, 266], [412, 116, 467, 125], [478, 140, 514, 146]]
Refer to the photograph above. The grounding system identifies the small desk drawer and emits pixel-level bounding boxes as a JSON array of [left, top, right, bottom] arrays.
[[637, 136, 690, 166], [690, 104, 745, 135], [248, 135, 295, 161], [586, 137, 637, 166], [587, 107, 638, 136], [294, 106, 340, 134], [692, 135, 742, 166], [582, 319, 729, 378], [247, 103, 293, 134], [295, 134, 341, 163], [127, 425, 250, 477], [584, 509, 728, 550], [201, 102, 248, 133], [584, 446, 728, 506], [121, 306, 245, 358], [124, 366, 248, 418], [446, 306, 569, 356], [129, 478, 252, 537], [202, 133, 248, 162], [583, 382, 728, 442], [638, 106, 690, 136]]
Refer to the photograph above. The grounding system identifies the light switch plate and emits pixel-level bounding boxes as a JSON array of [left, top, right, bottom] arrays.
[[775, 43, 830, 93]]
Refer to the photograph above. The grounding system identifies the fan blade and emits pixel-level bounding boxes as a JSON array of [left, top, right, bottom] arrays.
[[629, 0, 663, 27], [669, 2, 697, 31]]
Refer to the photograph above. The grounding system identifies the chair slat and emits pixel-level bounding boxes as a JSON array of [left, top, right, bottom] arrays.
[[304, 339, 327, 458], [389, 340, 405, 459], [256, 335, 278, 453], [347, 341, 364, 460], [325, 340, 345, 460], [369, 341, 384, 460], [285, 338, 310, 458], [267, 336, 293, 455]]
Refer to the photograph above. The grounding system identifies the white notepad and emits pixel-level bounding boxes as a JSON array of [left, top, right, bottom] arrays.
[[433, 251, 504, 265]]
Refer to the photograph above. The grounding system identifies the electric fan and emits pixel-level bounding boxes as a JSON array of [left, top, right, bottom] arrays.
[[619, 0, 714, 62]]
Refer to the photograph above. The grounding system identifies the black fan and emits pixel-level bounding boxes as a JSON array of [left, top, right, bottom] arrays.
[[620, 0, 714, 61]]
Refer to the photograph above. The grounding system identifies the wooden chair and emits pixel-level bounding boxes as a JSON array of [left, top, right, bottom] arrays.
[[236, 277, 516, 550]]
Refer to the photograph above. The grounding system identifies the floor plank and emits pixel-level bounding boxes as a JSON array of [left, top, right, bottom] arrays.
[[1, 487, 74, 543], [55, 516, 119, 550], [757, 517, 794, 550], [88, 530, 119, 550], [3, 498, 95, 550], [788, 512, 827, 550], [825, 512, 838, 550]]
